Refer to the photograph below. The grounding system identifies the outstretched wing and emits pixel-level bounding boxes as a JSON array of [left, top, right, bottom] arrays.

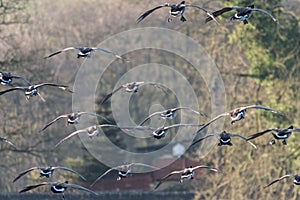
[[40, 115, 69, 132], [44, 47, 76, 58], [55, 130, 87, 148], [247, 129, 274, 140], [164, 123, 204, 131], [191, 134, 217, 147], [154, 170, 183, 190], [65, 183, 98, 195], [93, 48, 124, 59], [242, 105, 281, 114], [0, 87, 25, 95], [34, 83, 72, 92], [196, 113, 229, 134], [139, 111, 165, 126], [205, 7, 234, 23], [171, 107, 206, 117], [13, 167, 41, 182], [19, 182, 53, 193], [90, 168, 117, 187], [52, 166, 86, 181], [100, 85, 124, 104], [129, 163, 159, 170], [136, 4, 170, 23], [0, 137, 16, 148], [251, 8, 278, 22], [78, 112, 112, 123], [264, 174, 295, 188], [230, 133, 257, 149], [186, 4, 219, 24]]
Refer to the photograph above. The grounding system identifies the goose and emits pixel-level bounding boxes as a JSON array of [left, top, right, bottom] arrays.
[[205, 4, 277, 24], [0, 136, 16, 148], [136, 1, 218, 24], [44, 47, 124, 59], [101, 81, 166, 104], [139, 106, 206, 126], [191, 130, 257, 149], [54, 124, 120, 147], [41, 111, 111, 131], [0, 83, 72, 101], [19, 181, 98, 199], [90, 163, 159, 187], [0, 71, 31, 85], [13, 166, 86, 182], [247, 125, 300, 145], [196, 105, 282, 134], [264, 174, 300, 188], [153, 165, 219, 190]]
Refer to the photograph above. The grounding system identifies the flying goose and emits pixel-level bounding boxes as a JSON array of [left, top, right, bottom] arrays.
[[139, 106, 206, 126], [19, 181, 98, 199], [196, 105, 282, 133], [13, 166, 86, 182], [0, 136, 16, 148], [0, 83, 72, 101], [101, 81, 166, 104], [41, 111, 111, 131], [191, 130, 257, 149], [44, 47, 123, 59], [136, 1, 218, 24], [90, 163, 159, 187], [54, 124, 120, 147], [247, 125, 300, 145], [264, 174, 300, 188], [205, 4, 278, 24], [0, 71, 31, 85], [154, 165, 219, 190]]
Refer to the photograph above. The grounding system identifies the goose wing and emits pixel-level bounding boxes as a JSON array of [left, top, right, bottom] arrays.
[[136, 4, 171, 23], [33, 83, 72, 92], [77, 112, 112, 123], [139, 111, 166, 126], [51, 166, 86, 181], [0, 87, 25, 95], [250, 8, 278, 22], [129, 163, 159, 170], [44, 47, 77, 58], [55, 129, 88, 148], [40, 114, 69, 132], [247, 129, 275, 140], [196, 113, 229, 134], [19, 182, 54, 193], [172, 106, 206, 117], [191, 134, 217, 147], [164, 123, 204, 130], [154, 170, 184, 190], [230, 133, 257, 149], [0, 137, 16, 148], [186, 4, 219, 24], [241, 105, 280, 114], [191, 165, 220, 173], [90, 168, 118, 187], [205, 7, 234, 23], [13, 167, 42, 182], [92, 48, 124, 59], [64, 183, 98, 195], [100, 85, 124, 104], [264, 174, 295, 188]]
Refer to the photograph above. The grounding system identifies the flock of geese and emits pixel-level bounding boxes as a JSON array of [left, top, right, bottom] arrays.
[[0, 1, 295, 199]]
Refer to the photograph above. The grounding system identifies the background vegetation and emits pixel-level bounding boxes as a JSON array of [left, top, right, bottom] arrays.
[[0, 0, 299, 199]]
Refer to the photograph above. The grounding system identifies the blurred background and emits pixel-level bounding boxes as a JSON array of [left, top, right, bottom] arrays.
[[0, 0, 299, 199]]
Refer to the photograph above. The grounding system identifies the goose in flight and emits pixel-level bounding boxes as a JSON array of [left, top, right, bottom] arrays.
[[41, 111, 111, 131], [0, 83, 72, 101], [0, 71, 31, 86], [196, 105, 282, 133], [54, 124, 120, 148], [90, 163, 159, 187], [19, 181, 98, 199], [0, 136, 16, 148], [191, 130, 257, 149], [44, 47, 124, 59], [139, 106, 206, 126], [247, 125, 300, 145], [101, 81, 166, 104], [13, 166, 86, 182], [205, 4, 278, 24], [154, 165, 219, 190], [136, 1, 218, 23], [264, 174, 300, 188]]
